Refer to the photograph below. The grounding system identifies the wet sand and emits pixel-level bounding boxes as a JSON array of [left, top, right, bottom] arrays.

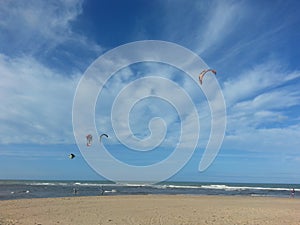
[[1, 195, 300, 225]]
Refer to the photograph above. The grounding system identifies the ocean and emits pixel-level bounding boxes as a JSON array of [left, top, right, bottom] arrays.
[[0, 180, 299, 201]]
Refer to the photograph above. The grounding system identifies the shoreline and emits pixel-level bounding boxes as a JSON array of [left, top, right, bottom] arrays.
[[1, 180, 299, 201], [1, 192, 298, 202], [1, 195, 300, 225]]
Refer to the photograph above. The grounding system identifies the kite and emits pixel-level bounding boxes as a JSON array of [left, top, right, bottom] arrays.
[[86, 134, 93, 146], [99, 133, 108, 142], [69, 153, 75, 159], [198, 69, 217, 85]]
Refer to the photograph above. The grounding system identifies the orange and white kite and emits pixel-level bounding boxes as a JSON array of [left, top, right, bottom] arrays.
[[198, 69, 217, 85]]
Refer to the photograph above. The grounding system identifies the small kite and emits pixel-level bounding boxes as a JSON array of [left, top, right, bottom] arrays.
[[86, 134, 93, 146], [69, 153, 75, 159], [99, 133, 108, 142], [198, 69, 217, 85]]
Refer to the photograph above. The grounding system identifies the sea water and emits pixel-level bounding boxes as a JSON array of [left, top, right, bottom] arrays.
[[0, 180, 299, 200]]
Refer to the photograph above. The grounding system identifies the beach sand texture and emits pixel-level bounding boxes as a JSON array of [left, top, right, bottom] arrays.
[[1, 195, 299, 225]]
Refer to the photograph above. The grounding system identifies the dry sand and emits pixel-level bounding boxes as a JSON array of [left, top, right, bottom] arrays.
[[0, 195, 299, 225]]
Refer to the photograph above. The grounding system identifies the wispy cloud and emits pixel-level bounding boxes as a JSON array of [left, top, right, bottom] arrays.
[[0, 54, 80, 144], [223, 59, 300, 153], [223, 60, 300, 106], [95, 63, 205, 149], [155, 0, 245, 56], [0, 0, 81, 54], [0, 0, 102, 72], [0, 0, 106, 145], [196, 1, 245, 55]]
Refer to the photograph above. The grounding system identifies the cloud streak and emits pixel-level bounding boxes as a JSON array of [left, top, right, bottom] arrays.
[[0, 0, 105, 144], [223, 59, 300, 153], [0, 54, 80, 144], [196, 1, 245, 55], [0, 0, 81, 54], [0, 0, 103, 73]]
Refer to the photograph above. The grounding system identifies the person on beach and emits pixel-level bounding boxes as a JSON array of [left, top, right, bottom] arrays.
[[73, 188, 78, 195], [100, 186, 105, 196], [290, 188, 295, 198]]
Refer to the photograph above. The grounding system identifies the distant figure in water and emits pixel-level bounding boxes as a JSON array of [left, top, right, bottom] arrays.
[[73, 188, 78, 195], [290, 188, 295, 198], [100, 186, 105, 196]]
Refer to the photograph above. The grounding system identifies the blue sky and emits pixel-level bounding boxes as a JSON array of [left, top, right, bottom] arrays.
[[1, 0, 300, 183]]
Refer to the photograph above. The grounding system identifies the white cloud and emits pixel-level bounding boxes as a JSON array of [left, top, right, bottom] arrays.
[[0, 0, 104, 145], [0, 0, 102, 56], [222, 60, 300, 153], [223, 60, 300, 107], [225, 124, 300, 153], [91, 62, 211, 150], [0, 54, 80, 144], [156, 0, 246, 57], [0, 0, 77, 51], [196, 1, 245, 54]]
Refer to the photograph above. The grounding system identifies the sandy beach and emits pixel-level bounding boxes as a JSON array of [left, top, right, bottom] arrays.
[[0, 195, 299, 225]]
